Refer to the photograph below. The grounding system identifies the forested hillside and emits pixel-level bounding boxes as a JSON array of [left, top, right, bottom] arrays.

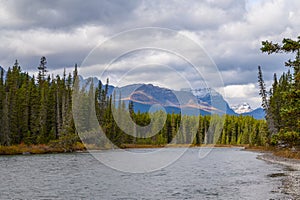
[[0, 57, 268, 151]]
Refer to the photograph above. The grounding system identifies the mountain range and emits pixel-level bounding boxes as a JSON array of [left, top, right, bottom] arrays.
[[88, 78, 265, 119], [0, 67, 265, 119]]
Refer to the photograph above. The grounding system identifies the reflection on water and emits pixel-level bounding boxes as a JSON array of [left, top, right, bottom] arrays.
[[0, 148, 294, 199]]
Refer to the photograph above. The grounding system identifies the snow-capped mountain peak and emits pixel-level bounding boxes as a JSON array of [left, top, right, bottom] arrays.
[[231, 102, 253, 114]]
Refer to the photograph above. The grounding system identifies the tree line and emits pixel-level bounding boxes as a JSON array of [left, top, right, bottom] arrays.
[[0, 57, 268, 150], [0, 57, 78, 149]]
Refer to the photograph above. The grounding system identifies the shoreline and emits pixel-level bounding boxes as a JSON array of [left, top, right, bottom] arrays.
[[245, 145, 300, 160], [0, 143, 247, 155], [1, 143, 299, 159], [257, 153, 300, 170], [257, 153, 300, 199], [0, 143, 86, 155]]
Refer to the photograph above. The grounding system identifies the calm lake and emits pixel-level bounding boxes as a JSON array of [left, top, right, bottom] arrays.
[[0, 148, 294, 199]]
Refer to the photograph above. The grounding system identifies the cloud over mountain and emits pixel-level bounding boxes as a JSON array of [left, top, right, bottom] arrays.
[[0, 0, 299, 108]]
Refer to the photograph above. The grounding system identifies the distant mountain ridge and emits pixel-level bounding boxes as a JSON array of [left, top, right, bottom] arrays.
[[113, 84, 216, 115], [241, 107, 265, 119], [70, 75, 266, 119]]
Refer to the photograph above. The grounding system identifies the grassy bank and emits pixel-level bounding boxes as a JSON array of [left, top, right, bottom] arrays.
[[0, 143, 248, 155], [0, 142, 86, 155], [2, 142, 299, 159], [245, 145, 300, 160]]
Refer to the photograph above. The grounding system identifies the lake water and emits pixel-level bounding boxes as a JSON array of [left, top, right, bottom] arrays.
[[0, 148, 294, 199]]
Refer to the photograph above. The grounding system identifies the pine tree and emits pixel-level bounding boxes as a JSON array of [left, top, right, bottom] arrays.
[[258, 66, 269, 111], [258, 66, 276, 136], [0, 68, 4, 144], [37, 71, 49, 143], [27, 76, 40, 144], [1, 94, 10, 145], [38, 56, 48, 82], [17, 73, 30, 140], [7, 61, 22, 144]]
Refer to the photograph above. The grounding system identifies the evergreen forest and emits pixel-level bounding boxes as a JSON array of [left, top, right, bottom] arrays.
[[259, 36, 300, 147], [0, 57, 269, 151]]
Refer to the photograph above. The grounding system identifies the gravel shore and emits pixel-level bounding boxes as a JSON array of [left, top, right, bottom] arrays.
[[258, 153, 300, 199]]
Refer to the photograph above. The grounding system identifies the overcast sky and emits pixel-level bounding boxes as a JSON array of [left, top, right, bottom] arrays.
[[0, 0, 299, 108]]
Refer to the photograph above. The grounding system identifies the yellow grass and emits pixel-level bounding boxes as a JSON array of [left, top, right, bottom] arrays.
[[2, 142, 299, 160], [273, 149, 300, 159], [245, 145, 300, 160], [0, 142, 86, 155]]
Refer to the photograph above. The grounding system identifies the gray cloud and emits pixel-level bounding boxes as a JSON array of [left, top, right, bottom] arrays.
[[131, 0, 246, 31], [1, 0, 139, 30]]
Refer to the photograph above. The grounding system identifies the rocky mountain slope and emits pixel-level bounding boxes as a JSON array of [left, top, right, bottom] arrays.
[[66, 76, 266, 119]]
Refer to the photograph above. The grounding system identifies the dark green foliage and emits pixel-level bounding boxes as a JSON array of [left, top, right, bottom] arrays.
[[37, 56, 48, 82], [92, 85, 268, 146], [260, 36, 300, 147], [0, 57, 268, 149], [0, 58, 78, 149], [258, 66, 269, 111]]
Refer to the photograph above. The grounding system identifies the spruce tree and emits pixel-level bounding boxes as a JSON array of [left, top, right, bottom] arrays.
[[38, 56, 48, 82]]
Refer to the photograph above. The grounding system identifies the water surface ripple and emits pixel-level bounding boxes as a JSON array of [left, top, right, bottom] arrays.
[[0, 148, 293, 199]]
